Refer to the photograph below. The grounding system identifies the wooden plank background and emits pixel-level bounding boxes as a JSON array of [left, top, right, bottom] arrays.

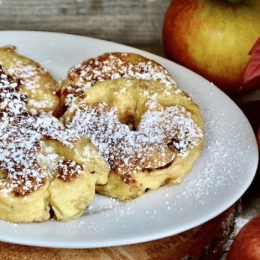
[[0, 0, 172, 46]]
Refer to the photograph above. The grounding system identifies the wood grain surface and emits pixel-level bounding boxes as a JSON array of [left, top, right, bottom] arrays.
[[0, 0, 171, 45], [0, 204, 239, 260]]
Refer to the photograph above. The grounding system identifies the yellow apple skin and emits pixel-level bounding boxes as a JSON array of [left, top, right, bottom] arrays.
[[163, 0, 260, 95]]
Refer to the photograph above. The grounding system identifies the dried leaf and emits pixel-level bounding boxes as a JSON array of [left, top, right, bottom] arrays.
[[250, 37, 260, 54], [241, 38, 260, 92]]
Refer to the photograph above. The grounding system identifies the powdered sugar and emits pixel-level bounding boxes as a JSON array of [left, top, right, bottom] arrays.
[[63, 52, 181, 106], [7, 62, 58, 114], [0, 66, 79, 196], [66, 97, 203, 180], [8, 63, 44, 90]]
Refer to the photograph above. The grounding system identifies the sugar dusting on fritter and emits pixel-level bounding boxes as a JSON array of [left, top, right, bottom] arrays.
[[64, 52, 182, 105], [67, 97, 203, 180], [62, 52, 203, 181], [0, 66, 79, 196], [7, 62, 57, 114]]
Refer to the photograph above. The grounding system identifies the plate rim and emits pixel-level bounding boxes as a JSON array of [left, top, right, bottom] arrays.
[[0, 30, 258, 248]]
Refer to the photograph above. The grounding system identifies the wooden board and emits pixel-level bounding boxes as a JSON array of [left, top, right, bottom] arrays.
[[0, 0, 171, 45], [0, 204, 239, 260]]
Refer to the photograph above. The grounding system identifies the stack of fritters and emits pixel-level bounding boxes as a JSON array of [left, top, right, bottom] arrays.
[[0, 48, 109, 223], [0, 49, 204, 223]]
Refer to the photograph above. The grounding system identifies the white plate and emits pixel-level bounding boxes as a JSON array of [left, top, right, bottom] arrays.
[[0, 31, 258, 248]]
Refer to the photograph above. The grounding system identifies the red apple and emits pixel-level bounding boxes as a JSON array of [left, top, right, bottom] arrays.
[[163, 0, 260, 95], [227, 215, 260, 260]]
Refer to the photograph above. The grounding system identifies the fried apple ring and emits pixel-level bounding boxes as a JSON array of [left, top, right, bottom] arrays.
[[0, 45, 61, 117], [60, 52, 180, 108], [0, 66, 109, 223], [62, 77, 204, 200]]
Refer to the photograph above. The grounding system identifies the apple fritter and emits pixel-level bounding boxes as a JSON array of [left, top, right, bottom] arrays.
[[0, 45, 61, 117], [0, 66, 109, 223], [62, 77, 204, 201], [59, 52, 179, 108]]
